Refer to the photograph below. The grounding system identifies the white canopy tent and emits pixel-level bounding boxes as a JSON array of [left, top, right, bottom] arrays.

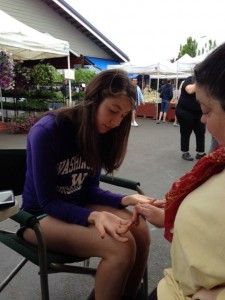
[[108, 60, 186, 93], [176, 51, 214, 73], [0, 10, 70, 60], [108, 60, 192, 119], [108, 60, 181, 92], [176, 54, 196, 73], [108, 60, 178, 75], [0, 10, 71, 120]]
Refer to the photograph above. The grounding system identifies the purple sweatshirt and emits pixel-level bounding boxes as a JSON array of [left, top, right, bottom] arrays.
[[22, 114, 124, 226]]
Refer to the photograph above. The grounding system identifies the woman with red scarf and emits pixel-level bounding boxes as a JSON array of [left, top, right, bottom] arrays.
[[134, 43, 225, 300]]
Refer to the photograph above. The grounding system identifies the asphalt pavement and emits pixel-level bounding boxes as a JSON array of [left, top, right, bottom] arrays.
[[0, 117, 211, 299]]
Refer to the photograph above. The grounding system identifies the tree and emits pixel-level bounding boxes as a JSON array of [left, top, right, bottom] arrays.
[[178, 37, 198, 58], [197, 39, 217, 56], [178, 37, 217, 59], [31, 63, 58, 87], [75, 68, 96, 84]]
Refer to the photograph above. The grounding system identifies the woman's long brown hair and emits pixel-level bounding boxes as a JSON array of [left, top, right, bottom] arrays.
[[54, 69, 135, 175]]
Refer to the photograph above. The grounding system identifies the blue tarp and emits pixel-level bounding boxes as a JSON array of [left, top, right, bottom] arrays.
[[85, 56, 120, 71]]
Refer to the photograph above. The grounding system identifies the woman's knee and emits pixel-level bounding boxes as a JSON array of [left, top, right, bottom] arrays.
[[109, 232, 137, 267]]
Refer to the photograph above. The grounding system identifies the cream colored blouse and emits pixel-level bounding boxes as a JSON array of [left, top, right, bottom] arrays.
[[158, 169, 225, 300]]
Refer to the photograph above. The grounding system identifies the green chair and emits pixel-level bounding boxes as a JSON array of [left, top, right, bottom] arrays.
[[0, 149, 148, 299]]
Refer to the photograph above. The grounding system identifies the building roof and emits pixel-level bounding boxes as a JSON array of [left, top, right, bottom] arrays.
[[41, 0, 129, 63]]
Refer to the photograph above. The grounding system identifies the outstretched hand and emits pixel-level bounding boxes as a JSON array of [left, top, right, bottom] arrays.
[[121, 194, 166, 207], [132, 202, 165, 228], [88, 211, 132, 242]]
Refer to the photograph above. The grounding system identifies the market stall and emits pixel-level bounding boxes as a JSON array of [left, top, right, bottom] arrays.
[[0, 9, 71, 120]]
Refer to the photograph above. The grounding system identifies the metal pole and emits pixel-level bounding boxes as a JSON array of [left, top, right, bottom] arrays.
[[67, 54, 72, 106], [0, 88, 4, 122]]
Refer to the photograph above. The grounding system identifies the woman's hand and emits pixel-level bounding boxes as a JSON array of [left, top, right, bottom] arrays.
[[132, 203, 165, 228], [192, 287, 225, 300], [121, 194, 166, 208], [88, 211, 132, 242]]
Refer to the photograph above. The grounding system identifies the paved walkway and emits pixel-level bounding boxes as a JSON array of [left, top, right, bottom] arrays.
[[0, 118, 211, 299]]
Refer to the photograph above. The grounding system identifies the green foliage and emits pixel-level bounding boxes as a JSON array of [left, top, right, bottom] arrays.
[[54, 71, 64, 83], [72, 91, 85, 100], [23, 99, 49, 111], [31, 63, 58, 86], [29, 89, 55, 99], [2, 88, 28, 98], [2, 99, 49, 111], [178, 37, 198, 58], [14, 62, 31, 88], [197, 39, 217, 56], [75, 68, 96, 84], [178, 37, 217, 58]]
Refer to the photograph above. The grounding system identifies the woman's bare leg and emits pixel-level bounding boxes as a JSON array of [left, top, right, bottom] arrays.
[[163, 112, 167, 122], [23, 215, 136, 300], [86, 205, 151, 298], [158, 111, 163, 121], [123, 218, 150, 296]]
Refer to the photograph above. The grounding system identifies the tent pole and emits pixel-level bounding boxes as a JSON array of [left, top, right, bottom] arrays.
[[175, 61, 179, 98], [0, 88, 4, 122], [67, 54, 72, 106], [155, 64, 160, 122], [142, 74, 144, 91]]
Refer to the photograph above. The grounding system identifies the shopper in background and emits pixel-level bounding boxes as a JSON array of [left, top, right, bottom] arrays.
[[156, 80, 173, 124], [175, 76, 206, 161], [173, 81, 183, 127], [131, 77, 144, 127]]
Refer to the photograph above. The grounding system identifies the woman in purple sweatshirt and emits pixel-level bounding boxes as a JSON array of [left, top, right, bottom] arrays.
[[21, 69, 157, 300]]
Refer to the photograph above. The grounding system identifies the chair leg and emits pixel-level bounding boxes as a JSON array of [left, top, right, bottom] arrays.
[[0, 258, 28, 292], [34, 223, 50, 300], [138, 267, 148, 300], [39, 268, 49, 300], [142, 267, 148, 298]]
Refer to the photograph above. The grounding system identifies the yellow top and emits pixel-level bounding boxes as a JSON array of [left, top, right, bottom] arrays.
[[158, 169, 225, 299]]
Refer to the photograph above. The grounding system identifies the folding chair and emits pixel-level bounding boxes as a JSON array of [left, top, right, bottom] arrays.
[[0, 149, 148, 299]]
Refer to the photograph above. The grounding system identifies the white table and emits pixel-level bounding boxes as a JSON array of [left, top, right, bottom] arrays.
[[0, 199, 19, 221]]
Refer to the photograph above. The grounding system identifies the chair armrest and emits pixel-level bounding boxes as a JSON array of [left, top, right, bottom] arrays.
[[10, 209, 48, 280], [100, 175, 144, 194], [10, 209, 39, 229]]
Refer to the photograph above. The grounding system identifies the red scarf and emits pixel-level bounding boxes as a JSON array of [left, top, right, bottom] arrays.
[[165, 146, 225, 242]]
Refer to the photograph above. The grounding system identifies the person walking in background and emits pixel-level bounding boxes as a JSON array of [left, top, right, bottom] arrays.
[[131, 77, 144, 127], [156, 80, 173, 124], [175, 76, 206, 161], [173, 81, 183, 127]]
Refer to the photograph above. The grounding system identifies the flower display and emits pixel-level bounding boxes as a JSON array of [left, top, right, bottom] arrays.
[[0, 50, 15, 89], [143, 88, 161, 103], [14, 62, 31, 89], [7, 115, 39, 134]]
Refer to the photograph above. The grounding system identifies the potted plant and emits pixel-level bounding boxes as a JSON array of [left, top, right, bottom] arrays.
[[7, 115, 40, 134], [0, 50, 15, 122]]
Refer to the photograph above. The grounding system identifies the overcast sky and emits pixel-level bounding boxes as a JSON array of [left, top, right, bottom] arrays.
[[65, 0, 225, 64]]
